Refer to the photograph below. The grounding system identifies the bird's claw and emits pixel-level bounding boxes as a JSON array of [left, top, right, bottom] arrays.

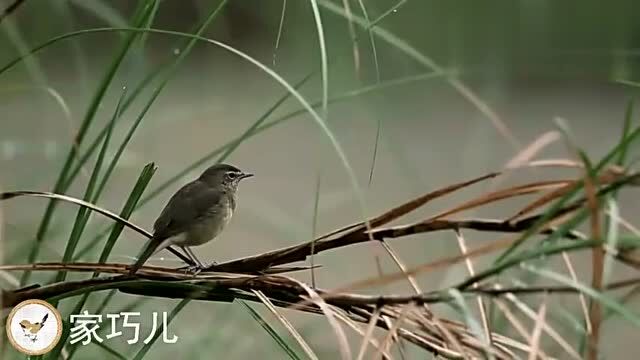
[[181, 265, 203, 275]]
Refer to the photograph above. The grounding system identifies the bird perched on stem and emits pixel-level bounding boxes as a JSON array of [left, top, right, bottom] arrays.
[[129, 164, 253, 275]]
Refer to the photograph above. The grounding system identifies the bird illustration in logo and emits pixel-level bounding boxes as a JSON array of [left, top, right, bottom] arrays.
[[19, 313, 48, 342]]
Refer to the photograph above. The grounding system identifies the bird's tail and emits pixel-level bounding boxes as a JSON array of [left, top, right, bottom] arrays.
[[129, 238, 163, 275], [41, 313, 48, 326]]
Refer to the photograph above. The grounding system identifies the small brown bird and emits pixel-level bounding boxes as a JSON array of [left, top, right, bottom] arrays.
[[129, 164, 253, 274], [19, 313, 48, 334]]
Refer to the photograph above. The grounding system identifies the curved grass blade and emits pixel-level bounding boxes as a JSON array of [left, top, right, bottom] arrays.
[[0, 0, 27, 23], [0, 191, 154, 239], [272, 0, 287, 66], [309, 0, 328, 121], [1, 14, 48, 84], [368, 117, 381, 186], [355, 0, 380, 82], [216, 72, 314, 164], [310, 173, 321, 287], [70, 0, 128, 28], [616, 99, 635, 167]]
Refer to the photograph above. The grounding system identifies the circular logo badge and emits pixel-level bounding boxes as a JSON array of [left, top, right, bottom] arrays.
[[5, 299, 63, 355]]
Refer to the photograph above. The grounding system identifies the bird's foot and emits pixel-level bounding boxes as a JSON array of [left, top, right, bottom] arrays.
[[181, 264, 204, 276]]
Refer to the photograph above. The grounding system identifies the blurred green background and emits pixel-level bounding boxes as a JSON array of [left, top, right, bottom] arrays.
[[1, 0, 640, 358]]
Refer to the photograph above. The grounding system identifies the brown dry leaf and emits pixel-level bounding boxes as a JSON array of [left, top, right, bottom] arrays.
[[252, 290, 319, 360], [527, 294, 548, 360], [297, 282, 352, 360], [430, 180, 572, 222]]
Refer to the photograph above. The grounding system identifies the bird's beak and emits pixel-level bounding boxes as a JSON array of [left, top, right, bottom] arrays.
[[240, 172, 254, 180]]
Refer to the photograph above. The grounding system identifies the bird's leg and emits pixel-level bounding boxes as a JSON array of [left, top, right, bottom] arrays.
[[184, 247, 206, 268], [179, 246, 206, 274]]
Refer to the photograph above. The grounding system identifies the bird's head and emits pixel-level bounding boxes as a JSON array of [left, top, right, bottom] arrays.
[[198, 163, 253, 190], [19, 320, 32, 329]]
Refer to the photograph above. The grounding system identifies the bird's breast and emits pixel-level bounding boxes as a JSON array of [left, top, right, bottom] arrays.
[[185, 205, 233, 246]]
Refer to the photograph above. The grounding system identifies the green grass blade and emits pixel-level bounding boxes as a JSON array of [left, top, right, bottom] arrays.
[[215, 72, 314, 164], [69, 0, 128, 28], [97, 163, 156, 268], [447, 289, 493, 359], [92, 341, 128, 360], [136, 0, 160, 51], [53, 90, 118, 284], [1, 15, 48, 84], [94, 289, 118, 314], [368, 116, 381, 186], [239, 300, 303, 360], [309, 0, 328, 122], [310, 172, 321, 287], [617, 99, 635, 166], [524, 264, 640, 328], [455, 235, 638, 290], [615, 79, 640, 88], [601, 100, 636, 328], [355, 0, 381, 82], [63, 65, 167, 192]]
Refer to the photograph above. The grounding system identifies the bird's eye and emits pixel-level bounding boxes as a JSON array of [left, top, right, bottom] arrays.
[[225, 172, 238, 181]]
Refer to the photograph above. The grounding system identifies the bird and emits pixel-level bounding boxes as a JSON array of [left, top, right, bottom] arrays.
[[129, 163, 253, 275], [19, 313, 48, 334]]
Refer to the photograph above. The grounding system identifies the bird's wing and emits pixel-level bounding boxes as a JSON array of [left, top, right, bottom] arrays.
[[152, 180, 223, 240]]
